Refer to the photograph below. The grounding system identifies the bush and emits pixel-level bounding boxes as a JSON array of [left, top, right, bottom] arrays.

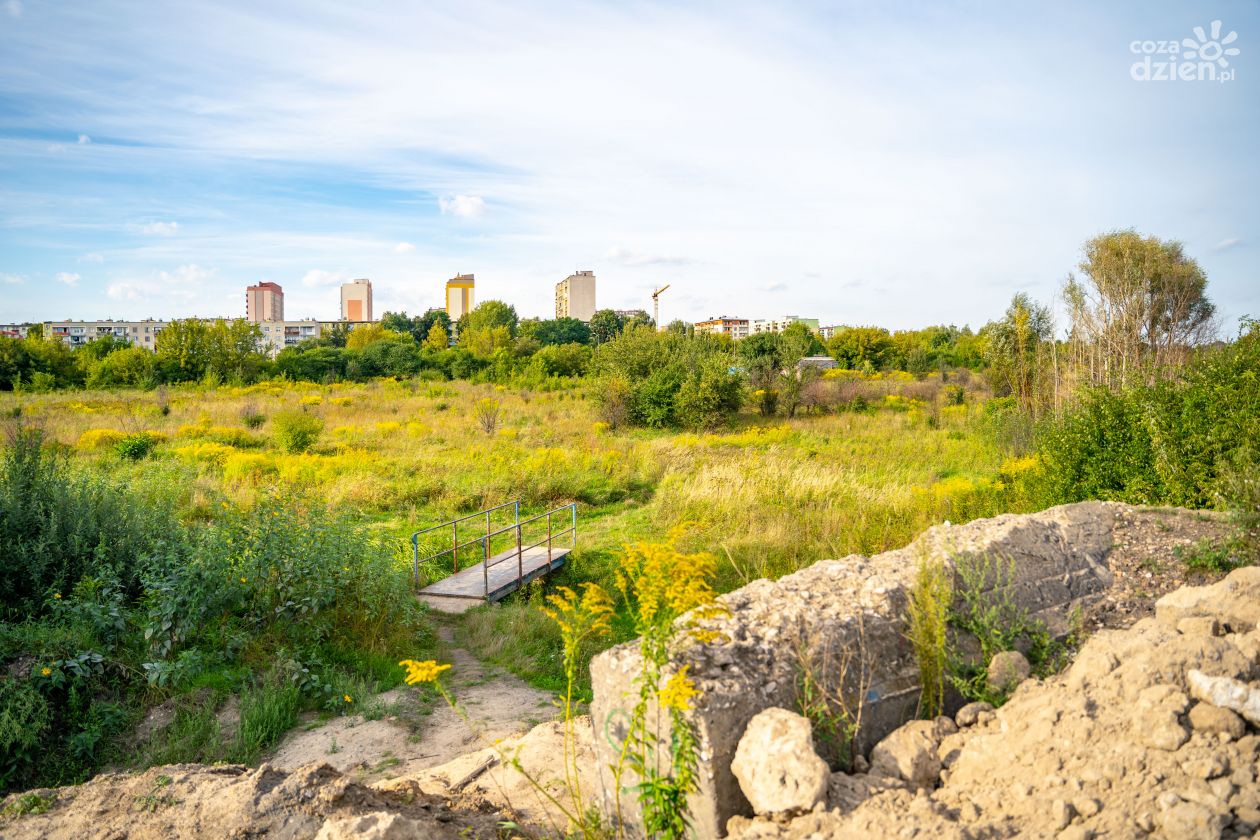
[[76, 429, 126, 450], [474, 397, 501, 435], [272, 410, 323, 453], [240, 406, 266, 429], [1035, 327, 1260, 509], [115, 433, 159, 461]]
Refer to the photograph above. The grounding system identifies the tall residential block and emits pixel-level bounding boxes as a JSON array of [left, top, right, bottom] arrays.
[[555, 270, 596, 322], [445, 274, 475, 320], [245, 281, 284, 322], [340, 279, 373, 322]]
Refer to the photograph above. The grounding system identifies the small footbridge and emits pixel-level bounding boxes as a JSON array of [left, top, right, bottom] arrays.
[[411, 501, 576, 613]]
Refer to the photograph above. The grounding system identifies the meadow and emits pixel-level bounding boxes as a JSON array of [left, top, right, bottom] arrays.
[[5, 373, 1038, 700]]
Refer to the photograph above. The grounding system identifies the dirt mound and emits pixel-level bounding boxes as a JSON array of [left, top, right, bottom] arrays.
[[0, 761, 509, 840], [727, 566, 1260, 839]]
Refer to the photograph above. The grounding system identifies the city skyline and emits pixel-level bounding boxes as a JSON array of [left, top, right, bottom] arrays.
[[1, 2, 1256, 334]]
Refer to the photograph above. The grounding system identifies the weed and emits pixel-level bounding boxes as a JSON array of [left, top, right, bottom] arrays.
[[791, 614, 871, 772], [906, 553, 951, 718], [1175, 537, 1248, 574], [2, 791, 56, 817]]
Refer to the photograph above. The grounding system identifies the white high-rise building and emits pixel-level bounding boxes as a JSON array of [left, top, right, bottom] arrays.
[[555, 270, 597, 322]]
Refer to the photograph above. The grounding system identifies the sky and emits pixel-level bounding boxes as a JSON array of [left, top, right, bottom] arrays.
[[0, 1, 1256, 333]]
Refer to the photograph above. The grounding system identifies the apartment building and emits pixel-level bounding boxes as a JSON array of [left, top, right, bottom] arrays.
[[46, 320, 166, 349], [555, 270, 597, 321], [245, 282, 284, 322], [257, 320, 323, 356], [445, 274, 475, 320], [0, 324, 32, 339], [340, 279, 373, 322], [750, 315, 820, 335], [694, 315, 750, 340], [818, 325, 842, 342]]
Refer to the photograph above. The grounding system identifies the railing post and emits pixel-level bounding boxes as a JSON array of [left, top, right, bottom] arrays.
[[572, 503, 577, 551], [452, 521, 459, 573], [516, 521, 524, 587], [483, 537, 490, 599], [547, 511, 553, 563], [412, 535, 419, 585]]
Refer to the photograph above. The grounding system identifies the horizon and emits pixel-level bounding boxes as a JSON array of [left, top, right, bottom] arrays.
[[1, 1, 1256, 334]]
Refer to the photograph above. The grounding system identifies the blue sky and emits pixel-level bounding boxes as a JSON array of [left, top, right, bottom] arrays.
[[0, 1, 1256, 332]]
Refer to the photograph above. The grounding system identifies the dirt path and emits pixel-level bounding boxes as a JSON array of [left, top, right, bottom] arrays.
[[267, 624, 558, 783]]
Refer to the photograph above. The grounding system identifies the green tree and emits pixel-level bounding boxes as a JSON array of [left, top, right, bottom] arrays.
[[524, 317, 593, 346], [423, 323, 450, 352], [826, 327, 892, 370], [589, 309, 625, 345], [984, 293, 1053, 417], [458, 300, 519, 338]]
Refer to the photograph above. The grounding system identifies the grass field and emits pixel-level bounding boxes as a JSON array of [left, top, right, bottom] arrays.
[[8, 375, 1037, 696]]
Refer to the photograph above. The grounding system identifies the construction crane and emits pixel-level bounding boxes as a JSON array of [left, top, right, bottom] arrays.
[[651, 284, 671, 330]]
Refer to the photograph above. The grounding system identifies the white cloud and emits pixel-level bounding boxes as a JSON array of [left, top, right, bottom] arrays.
[[80, 252, 105, 264], [301, 268, 349, 287], [393, 241, 416, 253], [438, 195, 486, 219], [4, 1, 21, 20], [106, 282, 139, 300], [107, 264, 215, 303], [760, 281, 787, 292], [605, 246, 693, 268], [55, 272, 80, 287], [134, 221, 180, 236], [1213, 237, 1241, 252], [1, 273, 23, 285]]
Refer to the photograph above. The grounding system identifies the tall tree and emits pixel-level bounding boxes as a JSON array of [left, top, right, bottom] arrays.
[[985, 293, 1053, 417], [1065, 230, 1216, 389], [589, 309, 625, 345]]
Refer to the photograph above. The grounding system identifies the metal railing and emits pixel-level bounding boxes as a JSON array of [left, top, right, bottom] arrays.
[[411, 501, 578, 599]]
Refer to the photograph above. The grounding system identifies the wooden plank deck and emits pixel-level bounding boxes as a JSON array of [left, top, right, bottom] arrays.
[[418, 545, 572, 613]]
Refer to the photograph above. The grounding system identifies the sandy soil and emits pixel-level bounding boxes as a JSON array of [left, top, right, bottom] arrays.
[[267, 625, 558, 784]]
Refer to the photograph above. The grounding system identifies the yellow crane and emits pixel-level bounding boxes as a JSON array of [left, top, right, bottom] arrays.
[[652, 284, 671, 330]]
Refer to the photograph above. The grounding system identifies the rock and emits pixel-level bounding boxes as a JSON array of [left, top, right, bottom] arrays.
[[1137, 707, 1190, 751], [1156, 565, 1260, 632], [1187, 702, 1246, 740], [1156, 799, 1229, 840], [868, 720, 943, 790], [987, 651, 1031, 693], [1050, 798, 1075, 830], [1073, 797, 1102, 818], [1181, 753, 1229, 780], [1176, 616, 1221, 637], [1186, 669, 1260, 725], [315, 812, 425, 839], [955, 702, 994, 728], [731, 708, 829, 816], [1058, 828, 1092, 840]]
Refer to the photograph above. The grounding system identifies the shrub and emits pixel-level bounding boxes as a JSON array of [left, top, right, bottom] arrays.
[[273, 410, 323, 453], [115, 433, 159, 461], [240, 406, 266, 429], [76, 429, 126, 450], [474, 397, 501, 436]]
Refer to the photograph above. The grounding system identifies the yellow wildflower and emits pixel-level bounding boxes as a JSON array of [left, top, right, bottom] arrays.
[[240, 577, 248, 584], [41, 667, 52, 677], [53, 593, 61, 600], [343, 694, 353, 703], [659, 666, 698, 712], [399, 659, 452, 685]]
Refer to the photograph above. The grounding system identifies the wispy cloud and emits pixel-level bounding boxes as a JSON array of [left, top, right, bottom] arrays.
[[301, 269, 349, 288], [760, 281, 787, 292], [55, 272, 80, 286], [77, 134, 91, 145], [80, 253, 105, 264], [438, 195, 486, 219], [108, 264, 216, 302], [4, 1, 21, 20], [133, 221, 180, 236], [1213, 237, 1242, 252], [393, 241, 416, 254], [1, 273, 23, 285], [605, 247, 693, 268]]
